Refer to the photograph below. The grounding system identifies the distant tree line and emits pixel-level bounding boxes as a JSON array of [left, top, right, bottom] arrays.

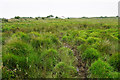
[[1, 15, 118, 22]]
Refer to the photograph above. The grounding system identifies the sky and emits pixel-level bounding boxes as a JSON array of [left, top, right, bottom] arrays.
[[0, 0, 119, 18]]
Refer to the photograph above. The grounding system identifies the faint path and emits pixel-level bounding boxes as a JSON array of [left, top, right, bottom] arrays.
[[63, 42, 88, 78]]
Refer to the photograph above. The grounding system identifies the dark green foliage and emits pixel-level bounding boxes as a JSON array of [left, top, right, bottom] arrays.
[[35, 17, 38, 20], [62, 35, 72, 43], [45, 34, 60, 45], [108, 53, 120, 71], [40, 49, 59, 71], [28, 32, 41, 38], [31, 37, 52, 51], [53, 62, 77, 78], [55, 16, 59, 19], [42, 17, 45, 19], [74, 37, 86, 46], [62, 35, 68, 42], [87, 37, 99, 45], [98, 39, 112, 55], [89, 32, 100, 37], [109, 72, 120, 78], [3, 53, 29, 70], [77, 44, 88, 53], [2, 40, 33, 76], [2, 18, 8, 22], [82, 48, 100, 63], [14, 16, 20, 19], [47, 15, 54, 18], [2, 67, 16, 79], [89, 59, 115, 78], [4, 41, 33, 56], [67, 17, 70, 19], [12, 32, 30, 42]]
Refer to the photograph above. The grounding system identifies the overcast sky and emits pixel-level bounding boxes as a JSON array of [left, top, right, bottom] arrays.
[[0, 0, 119, 18]]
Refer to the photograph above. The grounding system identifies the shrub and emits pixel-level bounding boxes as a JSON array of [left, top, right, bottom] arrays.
[[77, 44, 88, 54], [47, 15, 54, 18], [14, 16, 20, 19], [90, 42, 100, 49], [55, 16, 59, 19], [2, 67, 16, 79], [78, 31, 88, 38], [12, 32, 30, 42], [3, 53, 29, 70], [98, 39, 112, 55], [4, 40, 33, 56], [62, 35, 72, 43], [28, 32, 41, 38], [109, 72, 120, 78], [81, 48, 100, 63], [40, 49, 60, 71], [108, 53, 120, 71], [2, 18, 8, 22], [71, 30, 79, 38], [88, 59, 114, 78], [45, 34, 60, 45], [87, 37, 99, 45], [74, 37, 86, 46], [52, 62, 77, 78], [35, 17, 38, 20], [27, 53, 43, 78], [42, 17, 45, 20], [89, 32, 100, 37], [31, 37, 52, 51]]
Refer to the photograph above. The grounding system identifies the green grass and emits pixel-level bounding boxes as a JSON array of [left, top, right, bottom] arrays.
[[2, 18, 119, 78]]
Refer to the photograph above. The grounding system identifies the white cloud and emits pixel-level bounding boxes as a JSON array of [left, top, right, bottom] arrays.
[[0, 0, 119, 18]]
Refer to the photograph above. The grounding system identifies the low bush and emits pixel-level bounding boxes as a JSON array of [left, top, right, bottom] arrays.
[[40, 49, 60, 71], [3, 53, 29, 70], [12, 32, 30, 42], [31, 37, 52, 51], [4, 40, 33, 56], [62, 35, 72, 43], [81, 48, 100, 63], [108, 53, 120, 71], [2, 18, 8, 22], [87, 37, 99, 45], [74, 37, 86, 46], [88, 59, 115, 78], [52, 62, 77, 78], [98, 39, 112, 55], [28, 32, 41, 38], [77, 44, 88, 54], [2, 67, 16, 79], [89, 32, 100, 37], [44, 34, 61, 45]]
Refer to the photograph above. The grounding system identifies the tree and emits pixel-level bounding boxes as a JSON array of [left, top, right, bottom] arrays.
[[49, 15, 54, 17], [2, 18, 8, 22], [55, 16, 59, 19], [47, 15, 54, 18], [14, 16, 20, 19], [67, 17, 70, 19], [42, 17, 45, 20], [35, 17, 38, 20]]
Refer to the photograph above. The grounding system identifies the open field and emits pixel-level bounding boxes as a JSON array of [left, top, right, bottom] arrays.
[[1, 17, 120, 78]]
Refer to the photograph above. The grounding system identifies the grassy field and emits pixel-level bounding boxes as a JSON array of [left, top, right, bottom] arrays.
[[1, 17, 120, 78]]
